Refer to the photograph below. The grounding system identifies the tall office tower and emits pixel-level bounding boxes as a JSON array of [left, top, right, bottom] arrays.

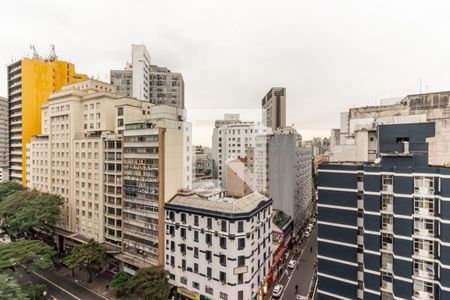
[[318, 92, 450, 300], [165, 190, 273, 300], [261, 87, 286, 131], [111, 45, 185, 108], [267, 129, 313, 236], [118, 106, 192, 273], [0, 97, 8, 181], [8, 56, 87, 185], [212, 114, 270, 188]]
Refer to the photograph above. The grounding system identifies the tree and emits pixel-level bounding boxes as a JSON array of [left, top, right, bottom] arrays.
[[124, 266, 170, 300], [23, 283, 48, 300], [110, 271, 130, 297], [64, 239, 107, 283], [0, 190, 63, 238], [0, 273, 28, 300], [0, 181, 24, 202], [0, 240, 55, 272]]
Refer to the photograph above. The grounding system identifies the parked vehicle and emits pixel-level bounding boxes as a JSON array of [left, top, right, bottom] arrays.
[[272, 284, 284, 297], [288, 259, 297, 269]]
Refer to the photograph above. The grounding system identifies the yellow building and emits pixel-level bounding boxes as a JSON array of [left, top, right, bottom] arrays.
[[8, 57, 87, 185]]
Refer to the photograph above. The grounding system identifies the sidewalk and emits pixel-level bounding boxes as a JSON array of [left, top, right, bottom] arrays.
[[53, 264, 117, 299]]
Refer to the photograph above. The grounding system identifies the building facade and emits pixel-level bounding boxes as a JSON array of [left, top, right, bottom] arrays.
[[165, 191, 273, 300], [193, 145, 214, 180], [319, 98, 450, 299], [261, 87, 286, 132], [267, 131, 313, 236], [8, 56, 87, 185], [111, 45, 184, 108], [211, 114, 270, 188], [0, 97, 8, 181]]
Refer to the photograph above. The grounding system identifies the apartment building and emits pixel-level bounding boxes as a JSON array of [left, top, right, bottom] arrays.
[[118, 109, 192, 273], [0, 97, 8, 181], [193, 145, 214, 180], [211, 114, 270, 188], [318, 93, 450, 300], [261, 87, 286, 131], [8, 56, 87, 185], [111, 45, 185, 108], [165, 190, 273, 300]]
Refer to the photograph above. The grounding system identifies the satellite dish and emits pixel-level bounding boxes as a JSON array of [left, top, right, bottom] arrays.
[[374, 157, 382, 164]]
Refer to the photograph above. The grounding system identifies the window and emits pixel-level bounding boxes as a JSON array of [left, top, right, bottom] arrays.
[[221, 220, 227, 232], [117, 107, 123, 116], [238, 274, 244, 285], [194, 230, 199, 242], [194, 263, 198, 274], [181, 213, 186, 224], [206, 233, 212, 246], [238, 238, 245, 250], [180, 228, 186, 239], [194, 215, 199, 226], [220, 272, 226, 284], [207, 218, 212, 229], [220, 254, 226, 266], [205, 251, 212, 262], [238, 221, 244, 233], [194, 247, 199, 258], [238, 256, 245, 267], [207, 267, 212, 279], [220, 237, 227, 249], [182, 259, 186, 270]]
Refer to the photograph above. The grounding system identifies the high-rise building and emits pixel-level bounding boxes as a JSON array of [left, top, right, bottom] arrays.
[[111, 45, 185, 108], [0, 97, 8, 181], [27, 79, 192, 265], [261, 87, 286, 131], [318, 92, 450, 300], [118, 107, 192, 273], [267, 129, 313, 236], [165, 190, 273, 300], [27, 80, 149, 244], [211, 114, 270, 188], [8, 56, 87, 185]]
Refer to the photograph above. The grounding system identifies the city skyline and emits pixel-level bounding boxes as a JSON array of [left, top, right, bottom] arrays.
[[3, 1, 450, 145]]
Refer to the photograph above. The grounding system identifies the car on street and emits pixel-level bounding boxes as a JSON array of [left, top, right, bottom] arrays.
[[288, 259, 297, 269], [272, 284, 284, 298]]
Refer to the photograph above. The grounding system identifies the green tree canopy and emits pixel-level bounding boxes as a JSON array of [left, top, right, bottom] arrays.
[[64, 239, 107, 283], [0, 273, 28, 300], [23, 283, 48, 300], [0, 240, 55, 272], [124, 266, 170, 300], [0, 190, 63, 237], [0, 181, 24, 202], [111, 271, 130, 297]]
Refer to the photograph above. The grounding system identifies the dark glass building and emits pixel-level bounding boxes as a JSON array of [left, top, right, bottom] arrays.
[[318, 122, 450, 300]]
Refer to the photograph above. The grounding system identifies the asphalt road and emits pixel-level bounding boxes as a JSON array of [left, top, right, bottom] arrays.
[[266, 223, 317, 300], [14, 267, 107, 300]]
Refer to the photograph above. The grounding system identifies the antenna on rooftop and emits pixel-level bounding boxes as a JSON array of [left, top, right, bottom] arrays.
[[30, 45, 39, 59], [48, 45, 58, 61]]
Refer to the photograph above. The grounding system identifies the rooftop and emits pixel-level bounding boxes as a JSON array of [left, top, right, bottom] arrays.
[[167, 191, 270, 215]]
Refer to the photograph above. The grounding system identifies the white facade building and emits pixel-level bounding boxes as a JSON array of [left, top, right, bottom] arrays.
[[212, 114, 270, 188], [165, 190, 273, 300]]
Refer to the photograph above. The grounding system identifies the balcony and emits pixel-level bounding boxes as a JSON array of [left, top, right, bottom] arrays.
[[382, 262, 393, 272], [382, 184, 393, 193], [415, 248, 434, 259], [413, 290, 434, 300], [381, 281, 393, 292], [415, 186, 434, 196], [415, 268, 434, 280], [414, 224, 434, 238]]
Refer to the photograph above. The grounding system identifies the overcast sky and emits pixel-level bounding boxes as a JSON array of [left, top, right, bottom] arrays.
[[2, 0, 450, 146]]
